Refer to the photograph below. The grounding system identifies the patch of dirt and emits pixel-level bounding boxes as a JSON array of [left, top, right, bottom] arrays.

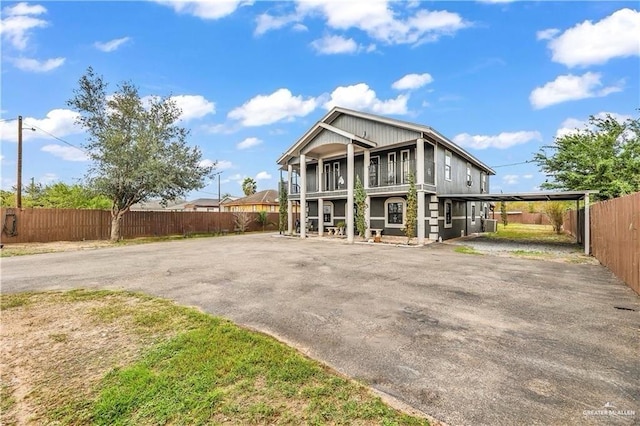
[[0, 294, 150, 424], [1, 240, 114, 256]]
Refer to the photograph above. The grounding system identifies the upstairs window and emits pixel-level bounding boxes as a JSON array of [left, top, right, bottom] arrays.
[[481, 173, 487, 193], [445, 151, 452, 181], [466, 163, 472, 186]]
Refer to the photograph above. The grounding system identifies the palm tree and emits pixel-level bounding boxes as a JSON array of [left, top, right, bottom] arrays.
[[242, 178, 257, 196]]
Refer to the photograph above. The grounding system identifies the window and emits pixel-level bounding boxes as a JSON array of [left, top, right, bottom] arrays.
[[444, 199, 452, 228], [387, 152, 396, 185], [324, 163, 330, 191], [444, 151, 451, 181], [471, 203, 476, 224], [480, 173, 487, 193], [369, 156, 380, 187], [466, 163, 472, 186], [323, 202, 334, 225], [385, 197, 406, 228], [401, 150, 410, 183], [332, 162, 340, 190]]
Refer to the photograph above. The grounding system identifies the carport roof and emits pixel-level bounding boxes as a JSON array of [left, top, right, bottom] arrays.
[[443, 190, 598, 202]]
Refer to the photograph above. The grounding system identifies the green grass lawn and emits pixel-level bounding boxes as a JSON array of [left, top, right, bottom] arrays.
[[487, 223, 575, 243], [454, 246, 482, 255], [1, 290, 428, 425]]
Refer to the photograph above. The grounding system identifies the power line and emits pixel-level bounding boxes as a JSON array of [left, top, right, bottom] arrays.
[[23, 122, 89, 155], [0, 117, 18, 123], [490, 160, 533, 169]]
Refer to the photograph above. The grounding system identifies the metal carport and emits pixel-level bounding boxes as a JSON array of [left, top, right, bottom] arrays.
[[443, 191, 598, 255]]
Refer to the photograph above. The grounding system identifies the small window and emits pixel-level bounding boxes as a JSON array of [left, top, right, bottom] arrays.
[[445, 151, 452, 181], [401, 150, 410, 184], [369, 156, 380, 187], [444, 199, 452, 228], [471, 203, 476, 224], [388, 152, 397, 185], [481, 173, 486, 193], [385, 197, 406, 228], [466, 163, 472, 186], [323, 201, 334, 225]]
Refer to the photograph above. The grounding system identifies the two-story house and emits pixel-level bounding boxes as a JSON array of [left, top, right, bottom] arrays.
[[277, 107, 495, 243]]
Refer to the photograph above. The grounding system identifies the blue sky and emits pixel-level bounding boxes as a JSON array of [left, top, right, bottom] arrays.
[[1, 1, 638, 199]]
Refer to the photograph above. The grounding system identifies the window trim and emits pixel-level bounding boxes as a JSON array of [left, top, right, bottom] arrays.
[[322, 201, 334, 225], [333, 162, 340, 190], [401, 149, 410, 184], [324, 163, 330, 191], [385, 197, 406, 228], [444, 199, 453, 228], [369, 156, 380, 187], [466, 163, 472, 186], [471, 203, 476, 225], [387, 152, 397, 185], [480, 173, 486, 193], [444, 150, 452, 182]]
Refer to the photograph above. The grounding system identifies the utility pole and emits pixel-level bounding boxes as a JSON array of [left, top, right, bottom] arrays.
[[213, 171, 223, 233], [17, 116, 23, 208]]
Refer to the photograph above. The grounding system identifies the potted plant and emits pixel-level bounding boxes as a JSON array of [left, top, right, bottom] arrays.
[[336, 221, 346, 236]]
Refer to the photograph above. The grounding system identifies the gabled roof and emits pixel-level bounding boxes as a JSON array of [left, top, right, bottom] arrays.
[[223, 189, 279, 206], [186, 198, 221, 207], [277, 106, 495, 175]]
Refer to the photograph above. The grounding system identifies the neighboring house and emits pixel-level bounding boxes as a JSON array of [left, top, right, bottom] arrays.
[[129, 199, 185, 211], [277, 107, 496, 243], [222, 190, 279, 212]]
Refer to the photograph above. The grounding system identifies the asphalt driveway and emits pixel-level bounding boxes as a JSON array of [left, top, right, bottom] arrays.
[[2, 234, 638, 425]]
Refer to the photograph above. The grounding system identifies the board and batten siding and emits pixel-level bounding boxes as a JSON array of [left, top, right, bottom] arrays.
[[435, 145, 489, 194], [331, 115, 420, 147], [302, 129, 350, 154]]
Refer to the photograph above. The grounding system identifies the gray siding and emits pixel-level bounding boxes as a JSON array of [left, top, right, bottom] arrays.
[[303, 129, 349, 153], [332, 115, 420, 148], [436, 145, 488, 194]]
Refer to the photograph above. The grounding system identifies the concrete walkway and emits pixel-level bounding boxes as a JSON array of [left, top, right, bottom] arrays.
[[2, 234, 638, 425]]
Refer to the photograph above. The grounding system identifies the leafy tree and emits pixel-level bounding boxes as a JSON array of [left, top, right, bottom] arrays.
[[533, 113, 640, 200], [543, 201, 567, 234], [68, 67, 213, 241], [41, 182, 111, 209], [354, 175, 367, 239], [23, 179, 44, 207], [0, 190, 15, 207], [255, 210, 269, 232], [500, 200, 508, 227], [242, 177, 257, 196], [404, 172, 417, 244], [278, 180, 287, 234]]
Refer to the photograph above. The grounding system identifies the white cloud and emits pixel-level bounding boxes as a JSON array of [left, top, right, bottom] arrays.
[[228, 88, 318, 126], [453, 130, 542, 150], [0, 109, 81, 142], [153, 0, 251, 20], [255, 171, 272, 180], [94, 36, 130, 52], [502, 174, 519, 185], [522, 174, 533, 179], [255, 12, 298, 36], [237, 137, 262, 150], [260, 1, 469, 45], [41, 144, 88, 162], [536, 28, 559, 41], [292, 23, 308, 32], [529, 72, 622, 109], [0, 2, 48, 50], [392, 73, 434, 90], [199, 159, 233, 170], [555, 112, 633, 139], [170, 95, 215, 121], [310, 34, 358, 54], [323, 83, 409, 115], [543, 8, 640, 67], [11, 57, 65, 72]]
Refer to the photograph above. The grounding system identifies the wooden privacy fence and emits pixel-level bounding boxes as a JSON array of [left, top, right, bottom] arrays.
[[0, 208, 279, 244], [565, 192, 639, 295]]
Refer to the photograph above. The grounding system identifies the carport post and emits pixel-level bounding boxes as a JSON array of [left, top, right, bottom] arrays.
[[584, 193, 590, 255]]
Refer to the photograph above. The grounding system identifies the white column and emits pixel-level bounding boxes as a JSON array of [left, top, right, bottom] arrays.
[[363, 149, 371, 239], [300, 154, 307, 238], [287, 164, 293, 235], [318, 198, 324, 237], [347, 143, 355, 243], [416, 138, 426, 245], [584, 193, 590, 255], [318, 158, 323, 192]]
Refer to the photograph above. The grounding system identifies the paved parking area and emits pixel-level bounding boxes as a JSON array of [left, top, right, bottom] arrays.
[[2, 234, 638, 425]]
